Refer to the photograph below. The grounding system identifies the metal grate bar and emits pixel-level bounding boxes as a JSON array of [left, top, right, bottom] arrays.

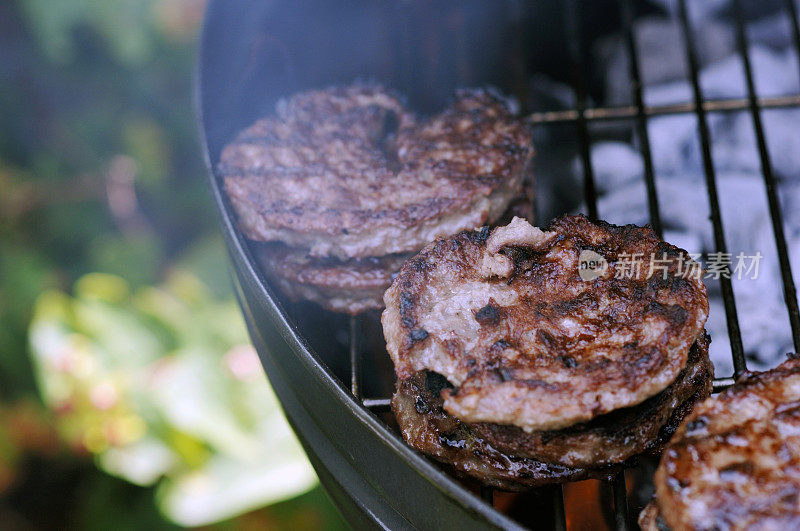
[[611, 473, 629, 531], [552, 485, 567, 531], [561, 1, 604, 527], [620, 0, 662, 237], [732, 0, 800, 354], [480, 486, 494, 505], [349, 316, 360, 398], [712, 377, 736, 393], [564, 0, 598, 220], [787, 0, 800, 76], [526, 94, 800, 124], [677, 0, 747, 378], [362, 397, 391, 411]]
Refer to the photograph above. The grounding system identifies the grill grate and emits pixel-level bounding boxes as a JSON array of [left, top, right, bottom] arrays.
[[731, 0, 800, 356], [343, 1, 800, 529], [678, 0, 747, 379]]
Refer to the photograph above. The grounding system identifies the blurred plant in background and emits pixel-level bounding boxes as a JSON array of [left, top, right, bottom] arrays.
[[0, 0, 345, 528], [29, 271, 317, 526]]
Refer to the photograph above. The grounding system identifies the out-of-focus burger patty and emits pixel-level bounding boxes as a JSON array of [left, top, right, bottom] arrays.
[[383, 215, 709, 432], [254, 243, 411, 314], [220, 84, 533, 259]]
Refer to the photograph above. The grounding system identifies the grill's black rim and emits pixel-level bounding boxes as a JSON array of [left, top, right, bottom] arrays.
[[195, 1, 525, 529], [195, 0, 800, 529]]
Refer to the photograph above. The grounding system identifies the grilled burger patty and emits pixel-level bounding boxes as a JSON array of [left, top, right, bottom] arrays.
[[392, 333, 711, 489], [649, 356, 800, 531], [382, 215, 709, 432], [469, 331, 712, 468], [254, 243, 411, 314], [221, 84, 533, 259]]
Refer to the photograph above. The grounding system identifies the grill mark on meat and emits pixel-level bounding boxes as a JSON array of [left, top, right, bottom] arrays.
[[474, 302, 503, 326], [491, 339, 513, 350], [685, 416, 708, 436], [537, 329, 559, 350], [493, 368, 513, 383], [718, 461, 755, 482], [220, 84, 532, 258], [557, 355, 578, 368], [399, 291, 416, 329], [474, 225, 492, 243], [408, 328, 429, 345]]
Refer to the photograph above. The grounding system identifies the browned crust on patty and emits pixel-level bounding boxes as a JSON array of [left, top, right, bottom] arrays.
[[382, 215, 709, 431], [254, 243, 410, 314], [220, 84, 532, 258], [638, 502, 667, 531], [391, 339, 710, 490], [654, 355, 800, 531], [392, 371, 621, 490], [469, 332, 713, 468]]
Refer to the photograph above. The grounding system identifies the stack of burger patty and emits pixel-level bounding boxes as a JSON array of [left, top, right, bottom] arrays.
[[219, 84, 534, 314], [382, 215, 714, 488]]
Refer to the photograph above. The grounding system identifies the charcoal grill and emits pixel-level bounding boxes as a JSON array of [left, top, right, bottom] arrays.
[[196, 0, 800, 528]]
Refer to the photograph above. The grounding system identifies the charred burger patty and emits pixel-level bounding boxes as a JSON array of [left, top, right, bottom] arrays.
[[393, 332, 712, 489], [383, 215, 710, 432], [383, 215, 711, 488], [643, 355, 800, 531]]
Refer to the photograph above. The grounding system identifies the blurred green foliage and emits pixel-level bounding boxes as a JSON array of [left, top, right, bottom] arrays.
[[29, 270, 318, 526], [0, 0, 212, 400], [0, 0, 347, 528]]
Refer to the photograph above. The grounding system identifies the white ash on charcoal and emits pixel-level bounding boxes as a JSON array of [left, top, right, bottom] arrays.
[[581, 2, 800, 371]]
